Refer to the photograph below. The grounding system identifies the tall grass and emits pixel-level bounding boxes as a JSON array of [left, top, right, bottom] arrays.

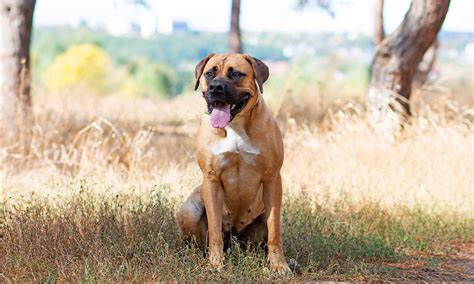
[[1, 92, 473, 281]]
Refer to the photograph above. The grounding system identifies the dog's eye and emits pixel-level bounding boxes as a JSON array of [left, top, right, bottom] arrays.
[[230, 71, 243, 79], [204, 71, 214, 79]]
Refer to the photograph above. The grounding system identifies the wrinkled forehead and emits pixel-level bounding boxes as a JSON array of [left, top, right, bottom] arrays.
[[204, 54, 253, 74]]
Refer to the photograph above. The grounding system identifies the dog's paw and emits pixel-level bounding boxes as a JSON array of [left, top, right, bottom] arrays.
[[269, 257, 293, 277], [209, 251, 225, 270]]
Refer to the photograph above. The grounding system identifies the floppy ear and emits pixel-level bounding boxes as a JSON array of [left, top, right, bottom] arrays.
[[244, 55, 269, 94], [194, 53, 215, 90]]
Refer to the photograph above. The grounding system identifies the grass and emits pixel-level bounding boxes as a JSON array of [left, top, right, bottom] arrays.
[[2, 185, 472, 281], [1, 91, 473, 281]]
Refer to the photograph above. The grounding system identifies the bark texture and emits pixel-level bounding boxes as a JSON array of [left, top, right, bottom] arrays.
[[368, 0, 450, 116], [374, 0, 438, 91], [412, 39, 439, 90], [1, 0, 36, 142], [229, 0, 242, 53]]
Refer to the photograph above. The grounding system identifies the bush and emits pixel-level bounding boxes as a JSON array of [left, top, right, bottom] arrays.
[[43, 44, 112, 92], [121, 59, 177, 98]]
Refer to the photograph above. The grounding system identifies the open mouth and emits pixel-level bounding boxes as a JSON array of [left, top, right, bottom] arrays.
[[207, 95, 250, 128]]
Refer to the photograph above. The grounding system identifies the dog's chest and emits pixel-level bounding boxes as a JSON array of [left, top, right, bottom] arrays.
[[210, 126, 264, 231], [211, 126, 260, 162]]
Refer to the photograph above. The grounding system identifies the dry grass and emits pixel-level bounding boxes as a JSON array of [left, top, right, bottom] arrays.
[[1, 91, 473, 281]]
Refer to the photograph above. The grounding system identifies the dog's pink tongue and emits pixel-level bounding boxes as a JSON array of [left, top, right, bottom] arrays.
[[210, 102, 231, 128]]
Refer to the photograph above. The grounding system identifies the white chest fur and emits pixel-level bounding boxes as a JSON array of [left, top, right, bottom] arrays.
[[211, 125, 260, 156]]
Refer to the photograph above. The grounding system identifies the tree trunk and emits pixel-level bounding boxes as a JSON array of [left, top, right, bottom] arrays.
[[367, 0, 450, 117], [229, 0, 242, 53], [374, 0, 439, 92], [374, 0, 385, 45], [412, 38, 439, 90], [1, 0, 36, 144]]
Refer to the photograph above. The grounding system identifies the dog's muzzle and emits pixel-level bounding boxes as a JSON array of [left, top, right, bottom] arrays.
[[204, 79, 251, 129]]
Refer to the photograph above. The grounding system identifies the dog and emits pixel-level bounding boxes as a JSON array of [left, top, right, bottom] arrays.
[[177, 53, 291, 274]]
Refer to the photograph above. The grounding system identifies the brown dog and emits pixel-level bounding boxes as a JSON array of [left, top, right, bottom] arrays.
[[178, 53, 290, 274]]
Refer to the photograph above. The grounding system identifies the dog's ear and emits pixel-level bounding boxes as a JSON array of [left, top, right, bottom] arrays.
[[194, 53, 215, 91], [244, 55, 269, 94]]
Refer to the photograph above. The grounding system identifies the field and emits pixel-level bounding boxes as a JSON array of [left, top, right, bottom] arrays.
[[1, 88, 473, 281]]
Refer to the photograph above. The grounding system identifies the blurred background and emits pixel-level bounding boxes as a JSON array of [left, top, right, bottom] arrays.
[[28, 0, 473, 103]]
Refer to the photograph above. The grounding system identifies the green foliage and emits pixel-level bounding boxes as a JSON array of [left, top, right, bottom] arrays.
[[32, 28, 102, 83], [43, 44, 112, 92], [31, 27, 376, 97], [31, 27, 471, 98], [122, 59, 177, 97], [175, 70, 194, 95]]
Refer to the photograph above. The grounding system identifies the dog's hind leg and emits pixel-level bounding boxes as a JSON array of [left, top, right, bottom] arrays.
[[177, 185, 208, 249]]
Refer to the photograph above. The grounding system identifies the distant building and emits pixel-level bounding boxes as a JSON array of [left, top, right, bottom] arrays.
[[130, 22, 141, 36], [172, 21, 190, 34]]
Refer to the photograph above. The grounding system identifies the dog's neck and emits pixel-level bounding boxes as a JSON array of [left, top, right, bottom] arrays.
[[223, 93, 268, 136]]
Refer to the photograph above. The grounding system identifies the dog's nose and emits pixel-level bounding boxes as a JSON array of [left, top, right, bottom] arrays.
[[208, 81, 225, 94]]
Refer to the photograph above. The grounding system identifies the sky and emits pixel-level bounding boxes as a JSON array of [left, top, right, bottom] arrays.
[[34, 0, 474, 35]]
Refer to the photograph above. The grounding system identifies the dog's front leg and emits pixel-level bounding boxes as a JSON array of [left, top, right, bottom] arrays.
[[202, 176, 225, 269], [263, 172, 291, 274]]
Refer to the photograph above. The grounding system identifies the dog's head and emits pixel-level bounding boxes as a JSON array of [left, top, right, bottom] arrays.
[[194, 53, 269, 128]]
